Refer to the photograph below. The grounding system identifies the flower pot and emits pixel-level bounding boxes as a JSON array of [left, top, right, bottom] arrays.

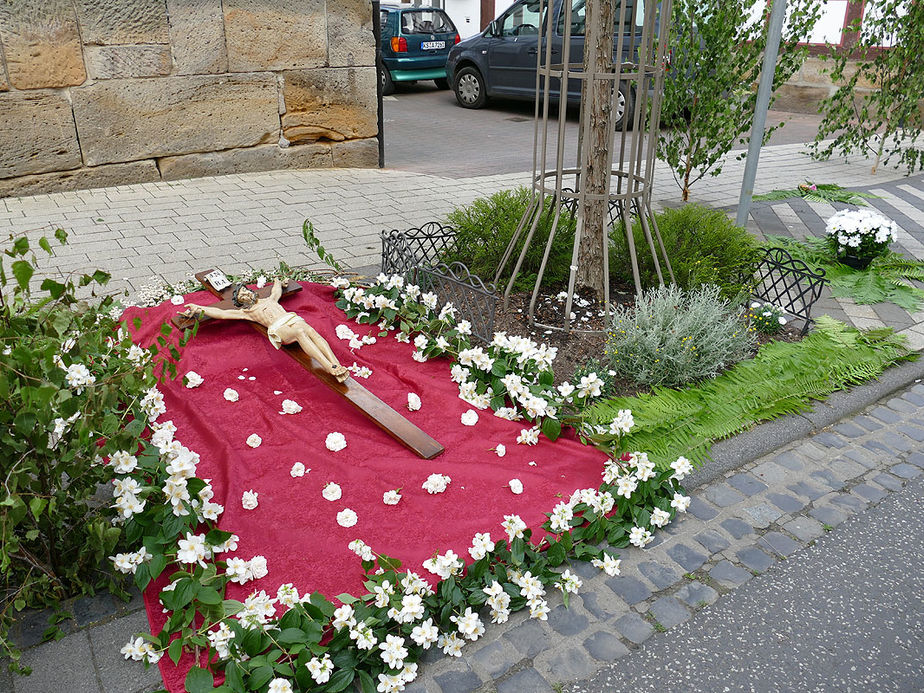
[[838, 254, 873, 270]]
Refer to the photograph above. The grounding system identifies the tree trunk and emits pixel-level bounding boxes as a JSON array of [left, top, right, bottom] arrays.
[[576, 0, 615, 300]]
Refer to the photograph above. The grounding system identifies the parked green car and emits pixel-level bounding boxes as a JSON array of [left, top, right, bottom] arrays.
[[379, 4, 461, 95]]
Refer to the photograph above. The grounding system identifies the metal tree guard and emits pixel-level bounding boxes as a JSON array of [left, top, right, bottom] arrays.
[[494, 0, 675, 333]]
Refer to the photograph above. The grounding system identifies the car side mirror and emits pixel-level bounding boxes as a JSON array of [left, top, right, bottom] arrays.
[[488, 20, 499, 37]]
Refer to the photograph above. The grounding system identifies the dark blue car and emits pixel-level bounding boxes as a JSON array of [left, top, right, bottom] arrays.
[[447, 0, 649, 129], [379, 4, 460, 95]]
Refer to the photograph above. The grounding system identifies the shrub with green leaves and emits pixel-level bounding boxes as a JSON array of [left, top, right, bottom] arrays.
[[605, 285, 756, 388], [610, 203, 760, 300], [747, 301, 787, 336], [0, 231, 177, 674], [443, 187, 578, 291]]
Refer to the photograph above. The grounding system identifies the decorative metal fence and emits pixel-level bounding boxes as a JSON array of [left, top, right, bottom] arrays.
[[417, 262, 499, 344], [380, 222, 457, 279], [752, 246, 827, 335], [381, 223, 497, 343]]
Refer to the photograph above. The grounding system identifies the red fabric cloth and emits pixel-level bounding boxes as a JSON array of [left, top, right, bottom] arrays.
[[125, 283, 608, 692]]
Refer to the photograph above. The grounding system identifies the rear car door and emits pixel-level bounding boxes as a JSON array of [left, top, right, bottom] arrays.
[[486, 0, 545, 96]]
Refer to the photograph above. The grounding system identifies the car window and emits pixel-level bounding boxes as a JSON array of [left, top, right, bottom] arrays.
[[556, 0, 644, 36], [380, 10, 390, 30], [400, 10, 455, 34], [498, 1, 544, 37]]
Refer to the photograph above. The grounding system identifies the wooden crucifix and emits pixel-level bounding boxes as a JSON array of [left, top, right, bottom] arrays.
[[172, 270, 444, 460]]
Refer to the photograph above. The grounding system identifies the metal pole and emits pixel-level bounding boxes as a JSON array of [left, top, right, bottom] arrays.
[[736, 0, 788, 227], [373, 0, 385, 168]]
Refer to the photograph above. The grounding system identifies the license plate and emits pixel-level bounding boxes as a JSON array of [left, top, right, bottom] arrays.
[[421, 41, 445, 50]]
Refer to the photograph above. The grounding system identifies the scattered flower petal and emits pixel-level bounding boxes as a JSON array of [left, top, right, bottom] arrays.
[[242, 490, 259, 510]]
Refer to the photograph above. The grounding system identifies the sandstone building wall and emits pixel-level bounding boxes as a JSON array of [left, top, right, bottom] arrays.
[[0, 0, 378, 198]]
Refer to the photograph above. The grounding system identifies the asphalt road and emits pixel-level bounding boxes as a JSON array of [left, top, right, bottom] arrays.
[[382, 82, 824, 178], [569, 475, 924, 693]]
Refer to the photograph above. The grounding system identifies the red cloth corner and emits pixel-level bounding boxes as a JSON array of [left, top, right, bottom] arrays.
[[124, 283, 607, 692]]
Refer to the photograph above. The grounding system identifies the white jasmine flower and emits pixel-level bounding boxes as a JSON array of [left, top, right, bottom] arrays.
[[422, 473, 451, 494], [421, 292, 438, 310], [557, 382, 575, 398], [670, 492, 691, 513], [290, 462, 306, 477], [176, 532, 210, 566], [396, 593, 425, 624], [184, 371, 204, 388], [457, 319, 472, 336], [629, 526, 653, 548], [615, 475, 638, 499], [450, 607, 485, 641], [554, 569, 583, 594], [223, 388, 239, 402], [592, 553, 622, 577], [349, 539, 375, 562], [246, 433, 262, 448], [468, 532, 495, 560], [508, 478, 524, 495], [460, 409, 479, 426], [241, 490, 259, 510], [279, 399, 302, 415], [549, 502, 574, 533], [407, 393, 421, 411], [347, 363, 373, 378], [325, 432, 347, 452], [254, 275, 267, 289], [383, 489, 402, 505], [608, 409, 634, 435], [331, 277, 351, 290], [529, 599, 550, 620], [423, 550, 463, 579], [379, 634, 408, 669], [450, 364, 470, 383], [438, 631, 465, 657], [337, 508, 358, 527], [671, 455, 693, 480], [411, 350, 427, 362], [413, 334, 429, 351], [350, 622, 378, 650], [306, 653, 333, 684], [494, 443, 506, 457], [516, 427, 540, 445], [109, 450, 138, 474], [577, 373, 603, 399], [170, 294, 185, 305], [502, 514, 527, 542], [207, 622, 234, 660], [65, 363, 95, 394], [267, 678, 292, 693], [322, 482, 342, 501], [410, 618, 439, 649], [651, 507, 672, 528]]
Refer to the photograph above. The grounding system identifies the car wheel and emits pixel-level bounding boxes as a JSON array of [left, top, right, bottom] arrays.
[[434, 78, 450, 90], [614, 82, 635, 131], [381, 66, 395, 96], [454, 66, 486, 109]]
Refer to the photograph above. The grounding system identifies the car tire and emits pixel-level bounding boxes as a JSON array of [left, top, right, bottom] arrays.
[[381, 66, 395, 96], [434, 78, 450, 90], [614, 82, 635, 131], [454, 66, 487, 109]]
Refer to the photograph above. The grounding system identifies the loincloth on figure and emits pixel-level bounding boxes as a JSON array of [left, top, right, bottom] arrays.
[[266, 312, 303, 349]]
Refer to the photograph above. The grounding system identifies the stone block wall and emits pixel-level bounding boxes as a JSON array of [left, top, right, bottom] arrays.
[[0, 0, 378, 198], [775, 57, 878, 115]]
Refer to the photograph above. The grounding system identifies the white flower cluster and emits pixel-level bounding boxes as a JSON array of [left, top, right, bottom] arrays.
[[120, 636, 162, 665], [423, 549, 463, 579], [110, 547, 152, 575], [140, 386, 166, 422], [224, 555, 269, 584], [825, 208, 897, 250], [335, 323, 377, 351], [347, 362, 373, 378], [422, 473, 451, 494], [511, 569, 550, 620], [64, 363, 95, 394]]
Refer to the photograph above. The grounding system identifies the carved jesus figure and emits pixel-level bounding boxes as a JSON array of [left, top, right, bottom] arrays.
[[182, 281, 349, 382]]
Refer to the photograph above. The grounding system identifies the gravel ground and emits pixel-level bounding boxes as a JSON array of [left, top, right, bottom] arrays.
[[570, 475, 924, 693]]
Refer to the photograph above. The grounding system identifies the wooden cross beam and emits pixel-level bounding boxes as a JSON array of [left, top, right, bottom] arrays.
[[171, 270, 444, 460]]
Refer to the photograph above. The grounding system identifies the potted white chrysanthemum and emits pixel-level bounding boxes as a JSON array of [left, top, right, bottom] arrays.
[[824, 208, 898, 269]]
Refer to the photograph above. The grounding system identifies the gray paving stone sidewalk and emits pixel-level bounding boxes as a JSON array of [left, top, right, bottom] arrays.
[[7, 380, 922, 693]]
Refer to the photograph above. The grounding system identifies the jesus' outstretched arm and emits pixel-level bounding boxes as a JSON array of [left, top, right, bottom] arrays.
[[182, 303, 244, 321]]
